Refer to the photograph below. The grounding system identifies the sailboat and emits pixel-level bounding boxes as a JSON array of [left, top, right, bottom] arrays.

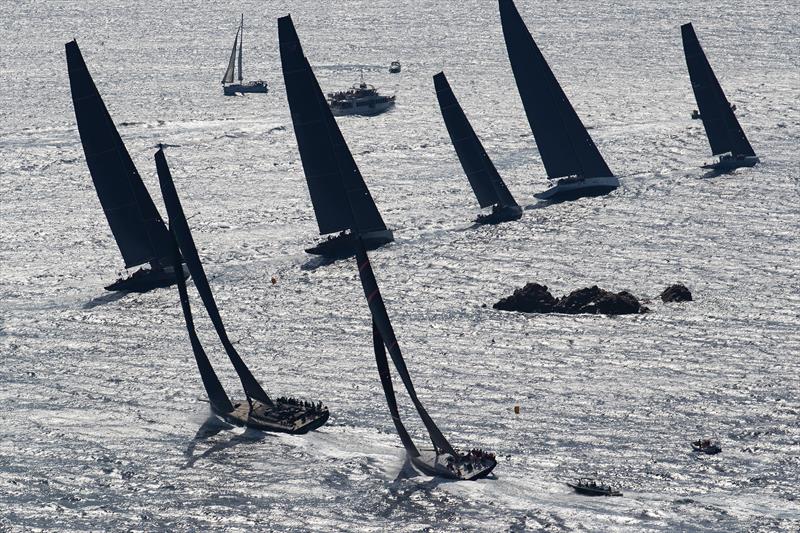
[[434, 72, 522, 224], [222, 15, 268, 96], [65, 40, 188, 292], [155, 147, 329, 434], [499, 0, 619, 202], [681, 23, 759, 171], [278, 15, 393, 259]]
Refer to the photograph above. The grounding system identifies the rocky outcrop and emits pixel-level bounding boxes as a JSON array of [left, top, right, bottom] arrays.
[[493, 283, 647, 315], [660, 283, 692, 303]]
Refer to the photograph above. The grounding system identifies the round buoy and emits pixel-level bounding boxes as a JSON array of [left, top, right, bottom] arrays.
[[514, 405, 520, 415]]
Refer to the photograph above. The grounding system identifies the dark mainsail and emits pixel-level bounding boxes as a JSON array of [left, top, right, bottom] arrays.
[[222, 26, 240, 85], [499, 0, 613, 180], [434, 72, 518, 209], [681, 23, 755, 157], [66, 40, 173, 269], [155, 148, 272, 407], [278, 15, 388, 236]]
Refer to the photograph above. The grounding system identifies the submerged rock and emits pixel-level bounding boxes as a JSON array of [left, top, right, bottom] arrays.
[[661, 283, 693, 303], [493, 283, 647, 315]]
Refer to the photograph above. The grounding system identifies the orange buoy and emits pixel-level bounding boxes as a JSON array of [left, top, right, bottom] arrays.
[[513, 405, 520, 415], [271, 276, 278, 285]]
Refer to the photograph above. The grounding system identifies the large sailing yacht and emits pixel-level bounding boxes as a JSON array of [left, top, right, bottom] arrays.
[[681, 23, 759, 171], [500, 0, 618, 202], [222, 15, 268, 95]]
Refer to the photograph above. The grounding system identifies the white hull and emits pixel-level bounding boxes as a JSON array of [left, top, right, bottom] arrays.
[[331, 99, 395, 117], [535, 175, 619, 201]]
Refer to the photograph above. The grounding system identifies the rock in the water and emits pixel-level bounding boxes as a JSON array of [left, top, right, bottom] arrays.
[[494, 284, 646, 315], [661, 283, 692, 303]]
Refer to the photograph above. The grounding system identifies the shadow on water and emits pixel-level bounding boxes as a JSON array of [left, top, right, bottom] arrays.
[[377, 455, 467, 520], [699, 168, 726, 179], [300, 255, 338, 271], [182, 416, 267, 469], [83, 291, 128, 309], [523, 200, 552, 210]]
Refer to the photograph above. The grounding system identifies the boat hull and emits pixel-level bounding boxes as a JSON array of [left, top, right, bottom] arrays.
[[305, 229, 394, 258], [701, 155, 759, 171], [566, 483, 622, 497], [223, 81, 269, 95], [105, 263, 189, 292], [219, 399, 329, 434], [330, 99, 395, 117], [534, 175, 619, 202], [410, 450, 497, 481], [476, 205, 523, 225]]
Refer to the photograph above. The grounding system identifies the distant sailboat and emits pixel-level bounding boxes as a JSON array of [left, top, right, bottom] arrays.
[[222, 15, 268, 95], [65, 40, 188, 292], [353, 239, 497, 479], [499, 0, 619, 202], [155, 147, 329, 433], [681, 23, 759, 171], [434, 72, 522, 224], [279, 15, 393, 259]]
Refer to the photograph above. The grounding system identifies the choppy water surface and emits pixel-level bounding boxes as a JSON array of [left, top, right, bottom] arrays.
[[1, 1, 798, 531]]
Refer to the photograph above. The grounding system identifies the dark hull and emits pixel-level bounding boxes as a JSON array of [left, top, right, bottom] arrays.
[[105, 263, 189, 292], [701, 156, 759, 171], [691, 443, 722, 455], [476, 205, 523, 225], [223, 81, 268, 95], [566, 483, 622, 497], [542, 185, 617, 203], [410, 450, 497, 481], [305, 229, 394, 259], [218, 399, 329, 434]]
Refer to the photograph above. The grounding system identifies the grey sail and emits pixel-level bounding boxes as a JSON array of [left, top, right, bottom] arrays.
[[355, 238, 457, 457], [66, 40, 173, 269], [169, 234, 235, 414], [681, 23, 755, 157], [155, 148, 273, 407], [434, 72, 518, 208], [222, 26, 239, 84], [278, 15, 388, 236], [499, 0, 613, 179], [237, 15, 244, 83]]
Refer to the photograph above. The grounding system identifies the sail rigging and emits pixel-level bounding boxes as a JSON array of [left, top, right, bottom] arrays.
[[65, 40, 173, 269], [278, 15, 388, 236], [681, 23, 755, 157], [434, 72, 518, 208], [222, 25, 240, 85], [499, 0, 613, 180], [155, 148, 272, 406]]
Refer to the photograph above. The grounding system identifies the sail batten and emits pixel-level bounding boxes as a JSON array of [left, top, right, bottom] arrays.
[[66, 40, 172, 269], [434, 72, 518, 209], [681, 23, 755, 157], [500, 0, 613, 179], [279, 16, 387, 236], [155, 148, 272, 407]]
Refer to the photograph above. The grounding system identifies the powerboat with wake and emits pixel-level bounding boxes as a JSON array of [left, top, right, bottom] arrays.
[[327, 70, 396, 117], [155, 147, 328, 434], [279, 16, 393, 259], [681, 23, 759, 172], [434, 72, 522, 224], [500, 0, 619, 203], [567, 478, 623, 497], [65, 40, 189, 292], [221, 15, 268, 95]]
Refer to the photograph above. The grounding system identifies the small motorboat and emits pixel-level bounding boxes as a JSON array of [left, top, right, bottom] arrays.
[[701, 152, 760, 171], [691, 439, 722, 455], [389, 60, 401, 73], [566, 478, 622, 497]]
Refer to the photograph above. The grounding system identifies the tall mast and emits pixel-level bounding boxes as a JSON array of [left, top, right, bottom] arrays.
[[237, 14, 243, 82]]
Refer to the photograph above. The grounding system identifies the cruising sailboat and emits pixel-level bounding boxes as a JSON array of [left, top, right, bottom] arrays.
[[681, 23, 759, 171], [279, 16, 393, 259], [434, 72, 522, 224], [65, 40, 188, 292], [222, 15, 268, 96], [500, 0, 618, 202], [155, 147, 328, 433]]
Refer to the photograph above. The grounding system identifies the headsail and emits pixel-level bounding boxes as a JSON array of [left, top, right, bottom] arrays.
[[354, 239, 456, 457], [237, 14, 244, 83], [434, 72, 518, 208], [222, 25, 240, 84], [66, 40, 172, 269], [681, 23, 755, 157], [169, 234, 234, 414], [155, 148, 273, 407], [278, 15, 388, 236], [499, 0, 613, 179]]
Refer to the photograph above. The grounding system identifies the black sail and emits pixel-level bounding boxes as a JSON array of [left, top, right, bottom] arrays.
[[278, 15, 388, 236], [169, 236, 234, 414], [354, 239, 456, 457], [66, 40, 172, 268], [499, 0, 613, 179], [434, 72, 518, 208], [155, 148, 272, 406], [681, 23, 756, 157]]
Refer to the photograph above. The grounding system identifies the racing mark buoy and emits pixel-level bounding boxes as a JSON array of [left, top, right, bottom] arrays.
[[514, 405, 520, 415]]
